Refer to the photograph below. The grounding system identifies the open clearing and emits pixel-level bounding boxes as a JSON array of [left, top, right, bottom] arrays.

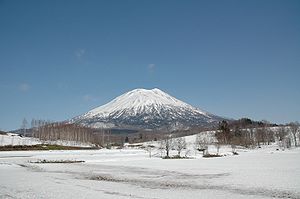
[[0, 147, 299, 199]]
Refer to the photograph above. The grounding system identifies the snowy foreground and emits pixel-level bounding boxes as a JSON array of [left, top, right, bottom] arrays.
[[0, 146, 300, 199]]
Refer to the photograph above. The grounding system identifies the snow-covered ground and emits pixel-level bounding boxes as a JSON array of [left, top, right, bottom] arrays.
[[0, 134, 94, 147], [0, 133, 41, 146], [1, 146, 299, 199]]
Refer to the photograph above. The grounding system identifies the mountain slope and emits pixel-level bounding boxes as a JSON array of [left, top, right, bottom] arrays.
[[71, 88, 224, 130]]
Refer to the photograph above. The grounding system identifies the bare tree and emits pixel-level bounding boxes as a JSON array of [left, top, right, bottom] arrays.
[[277, 126, 288, 141], [21, 118, 28, 137], [286, 137, 292, 148], [145, 142, 155, 158], [11, 135, 14, 145], [255, 128, 266, 147], [265, 128, 275, 145], [276, 126, 288, 149], [216, 142, 221, 155], [174, 137, 186, 157], [247, 128, 256, 147], [289, 122, 299, 147], [216, 120, 232, 144], [160, 135, 174, 158], [195, 134, 211, 155]]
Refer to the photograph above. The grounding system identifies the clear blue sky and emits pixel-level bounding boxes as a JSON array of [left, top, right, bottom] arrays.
[[0, 0, 299, 131]]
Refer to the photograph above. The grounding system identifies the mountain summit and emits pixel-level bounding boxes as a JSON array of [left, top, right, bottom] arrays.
[[71, 88, 223, 130]]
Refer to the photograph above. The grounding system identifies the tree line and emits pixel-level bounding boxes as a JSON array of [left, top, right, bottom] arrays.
[[215, 118, 300, 149]]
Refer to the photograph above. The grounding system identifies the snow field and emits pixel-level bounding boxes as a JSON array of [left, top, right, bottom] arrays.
[[1, 129, 300, 198], [0, 146, 299, 199]]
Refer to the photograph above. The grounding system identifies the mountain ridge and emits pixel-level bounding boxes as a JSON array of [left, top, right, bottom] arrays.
[[71, 88, 224, 130]]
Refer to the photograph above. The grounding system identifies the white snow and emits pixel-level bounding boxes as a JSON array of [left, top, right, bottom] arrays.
[[0, 134, 94, 147], [0, 134, 41, 146], [1, 145, 299, 198], [1, 128, 299, 198]]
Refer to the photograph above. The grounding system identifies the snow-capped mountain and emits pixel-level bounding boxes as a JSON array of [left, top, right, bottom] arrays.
[[71, 88, 224, 130]]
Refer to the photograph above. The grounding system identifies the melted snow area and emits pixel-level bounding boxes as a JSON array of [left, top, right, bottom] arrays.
[[1, 138, 299, 198]]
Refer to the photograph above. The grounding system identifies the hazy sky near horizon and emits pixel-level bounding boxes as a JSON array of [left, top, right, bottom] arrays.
[[0, 0, 299, 130]]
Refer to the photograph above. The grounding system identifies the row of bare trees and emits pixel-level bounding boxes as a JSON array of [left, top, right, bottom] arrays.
[[33, 123, 93, 143], [290, 122, 300, 147], [158, 135, 187, 158], [22, 117, 299, 151], [215, 119, 300, 149], [30, 121, 114, 147], [195, 134, 213, 155]]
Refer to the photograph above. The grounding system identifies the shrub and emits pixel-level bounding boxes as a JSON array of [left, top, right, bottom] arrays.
[[162, 155, 192, 159], [202, 154, 222, 158]]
